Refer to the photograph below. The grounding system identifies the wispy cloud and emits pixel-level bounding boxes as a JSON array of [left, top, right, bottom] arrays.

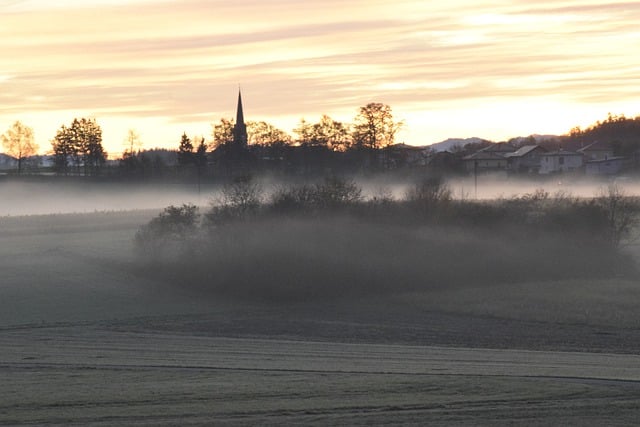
[[1, 0, 640, 153]]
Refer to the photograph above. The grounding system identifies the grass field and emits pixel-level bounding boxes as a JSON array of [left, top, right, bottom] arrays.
[[2, 209, 640, 425]]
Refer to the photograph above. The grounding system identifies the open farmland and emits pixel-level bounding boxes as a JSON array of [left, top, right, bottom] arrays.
[[2, 209, 640, 425]]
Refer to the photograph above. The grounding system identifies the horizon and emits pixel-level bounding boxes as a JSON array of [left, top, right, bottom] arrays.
[[2, 1, 640, 157]]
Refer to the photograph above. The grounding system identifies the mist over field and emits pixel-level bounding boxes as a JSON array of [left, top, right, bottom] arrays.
[[0, 180, 210, 216], [3, 175, 640, 425], [1, 173, 636, 216]]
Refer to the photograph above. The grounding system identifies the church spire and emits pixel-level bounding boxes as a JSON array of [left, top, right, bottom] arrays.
[[233, 88, 247, 147]]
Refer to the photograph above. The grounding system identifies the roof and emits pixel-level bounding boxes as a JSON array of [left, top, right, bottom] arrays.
[[541, 150, 582, 156], [504, 145, 544, 158], [463, 151, 507, 161], [387, 143, 427, 152], [578, 140, 613, 153], [478, 142, 516, 153], [585, 156, 626, 164]]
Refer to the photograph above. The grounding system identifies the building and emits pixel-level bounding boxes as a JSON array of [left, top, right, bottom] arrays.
[[232, 90, 248, 148], [462, 151, 509, 173], [578, 141, 614, 161], [539, 150, 583, 174], [504, 145, 547, 174], [462, 143, 515, 173], [585, 157, 627, 176]]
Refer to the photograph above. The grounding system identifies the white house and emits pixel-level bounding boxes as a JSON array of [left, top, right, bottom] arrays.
[[585, 157, 626, 176], [539, 150, 583, 174]]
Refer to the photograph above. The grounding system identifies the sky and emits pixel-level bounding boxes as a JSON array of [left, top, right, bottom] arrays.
[[1, 0, 640, 157]]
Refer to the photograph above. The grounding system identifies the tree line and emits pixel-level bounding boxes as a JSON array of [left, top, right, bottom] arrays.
[[0, 102, 402, 177], [210, 102, 402, 151]]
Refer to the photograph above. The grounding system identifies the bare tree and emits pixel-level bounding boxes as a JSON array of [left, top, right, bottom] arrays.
[[123, 128, 143, 156], [351, 103, 403, 149], [1, 121, 38, 174], [596, 183, 639, 247]]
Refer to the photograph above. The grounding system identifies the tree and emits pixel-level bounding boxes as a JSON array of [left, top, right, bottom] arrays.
[[193, 136, 208, 192], [293, 118, 315, 146], [211, 118, 235, 150], [51, 124, 75, 175], [51, 118, 106, 175], [0, 121, 38, 174], [596, 184, 639, 247], [194, 136, 208, 169], [294, 115, 351, 151], [351, 103, 403, 149], [123, 128, 143, 156], [79, 118, 106, 175], [247, 121, 292, 146], [313, 115, 351, 151], [177, 132, 194, 167]]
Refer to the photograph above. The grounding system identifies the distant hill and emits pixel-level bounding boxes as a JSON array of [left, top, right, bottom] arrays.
[[428, 137, 486, 152], [508, 134, 560, 145]]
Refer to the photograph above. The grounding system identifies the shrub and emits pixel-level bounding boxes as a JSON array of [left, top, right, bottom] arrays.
[[134, 203, 199, 259], [205, 175, 263, 224], [595, 183, 640, 247], [405, 176, 452, 218], [313, 176, 363, 209], [270, 184, 317, 215]]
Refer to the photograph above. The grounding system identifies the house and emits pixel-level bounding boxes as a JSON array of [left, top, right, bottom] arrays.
[[539, 150, 583, 174], [382, 143, 429, 168], [462, 151, 509, 173], [578, 141, 614, 161], [504, 145, 547, 174], [462, 142, 515, 173], [585, 157, 626, 176]]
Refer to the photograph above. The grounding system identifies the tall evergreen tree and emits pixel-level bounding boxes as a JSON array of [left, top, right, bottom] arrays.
[[177, 132, 194, 166]]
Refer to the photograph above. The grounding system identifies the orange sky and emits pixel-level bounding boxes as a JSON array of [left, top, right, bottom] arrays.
[[2, 0, 640, 157]]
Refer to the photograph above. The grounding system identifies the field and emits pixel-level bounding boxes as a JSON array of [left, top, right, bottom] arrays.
[[2, 205, 640, 425]]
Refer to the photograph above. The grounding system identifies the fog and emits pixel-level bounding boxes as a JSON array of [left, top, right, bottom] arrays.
[[0, 181, 212, 216], [4, 175, 640, 425], [2, 174, 640, 217]]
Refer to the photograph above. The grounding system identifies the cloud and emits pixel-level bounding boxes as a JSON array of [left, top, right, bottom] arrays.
[[1, 0, 640, 152]]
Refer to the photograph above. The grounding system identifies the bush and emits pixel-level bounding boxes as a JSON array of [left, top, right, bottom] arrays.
[[405, 176, 452, 218], [268, 176, 363, 216], [133, 176, 639, 301], [313, 176, 363, 209], [205, 175, 263, 225], [134, 203, 199, 259]]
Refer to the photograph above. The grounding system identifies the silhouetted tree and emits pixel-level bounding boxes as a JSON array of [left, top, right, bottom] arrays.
[[194, 136, 208, 191], [51, 125, 74, 175], [293, 118, 315, 146], [51, 118, 106, 175], [295, 115, 351, 151], [247, 121, 292, 146], [211, 118, 235, 150], [123, 128, 143, 156], [314, 115, 351, 151], [177, 132, 194, 167], [1, 121, 38, 174], [351, 103, 403, 149]]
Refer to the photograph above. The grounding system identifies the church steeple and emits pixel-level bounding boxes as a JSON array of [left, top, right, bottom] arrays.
[[233, 89, 247, 147]]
